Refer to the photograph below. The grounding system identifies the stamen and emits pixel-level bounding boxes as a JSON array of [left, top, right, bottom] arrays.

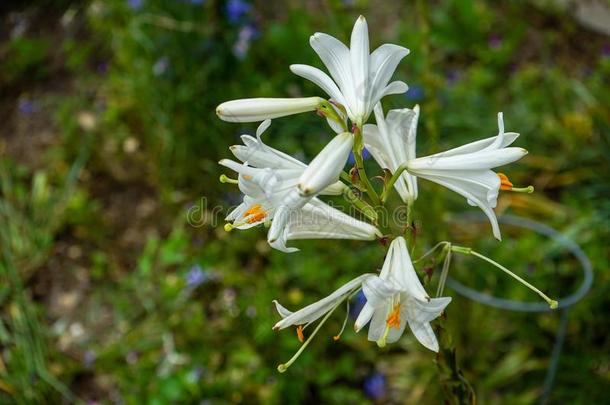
[[386, 304, 401, 329], [497, 173, 513, 190], [224, 223, 233, 232], [333, 299, 350, 341], [497, 173, 535, 194], [243, 204, 267, 224], [219, 174, 238, 184], [296, 325, 304, 343], [451, 246, 558, 309]]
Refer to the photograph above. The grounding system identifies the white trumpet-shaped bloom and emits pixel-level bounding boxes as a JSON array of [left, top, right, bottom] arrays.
[[268, 198, 381, 253], [406, 113, 526, 240], [354, 237, 451, 352], [221, 120, 378, 252], [363, 103, 419, 202], [216, 97, 324, 123], [290, 15, 409, 126], [272, 273, 374, 331]]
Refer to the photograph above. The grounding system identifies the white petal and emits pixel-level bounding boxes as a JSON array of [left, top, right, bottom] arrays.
[[425, 132, 520, 158], [388, 237, 429, 301], [354, 301, 374, 332], [309, 33, 354, 103], [298, 132, 353, 196], [406, 296, 452, 324], [408, 321, 439, 352], [415, 173, 502, 240], [216, 97, 323, 122], [289, 64, 346, 106], [373, 81, 408, 105], [363, 124, 391, 168], [349, 16, 370, 120], [272, 300, 294, 318], [409, 147, 527, 171], [276, 198, 380, 250], [272, 274, 373, 330], [370, 43, 410, 97], [256, 119, 272, 137], [362, 276, 398, 307]]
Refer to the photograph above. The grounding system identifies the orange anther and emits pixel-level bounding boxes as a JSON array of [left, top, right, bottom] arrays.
[[243, 204, 266, 224], [497, 172, 513, 191], [386, 304, 401, 329], [296, 325, 305, 343]]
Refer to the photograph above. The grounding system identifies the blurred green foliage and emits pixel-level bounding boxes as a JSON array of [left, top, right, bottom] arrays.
[[0, 0, 609, 403]]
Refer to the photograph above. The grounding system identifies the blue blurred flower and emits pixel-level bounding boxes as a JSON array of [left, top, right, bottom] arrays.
[[233, 24, 259, 59], [226, 0, 251, 24], [83, 350, 97, 367], [185, 264, 208, 289], [347, 147, 371, 165], [406, 85, 424, 101], [488, 34, 503, 50], [363, 372, 386, 399], [350, 290, 367, 319], [602, 43, 610, 59], [446, 69, 460, 84], [127, 0, 143, 10], [153, 56, 170, 76], [18, 99, 36, 116]]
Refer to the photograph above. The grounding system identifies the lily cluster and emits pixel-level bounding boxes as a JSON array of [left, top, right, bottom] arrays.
[[216, 16, 552, 372]]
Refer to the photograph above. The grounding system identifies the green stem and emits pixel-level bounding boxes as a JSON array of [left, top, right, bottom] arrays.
[[380, 163, 409, 203], [352, 127, 380, 206], [343, 188, 378, 223]]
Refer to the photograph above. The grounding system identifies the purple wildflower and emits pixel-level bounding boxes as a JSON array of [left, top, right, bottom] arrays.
[[18, 99, 36, 116], [127, 0, 143, 10], [363, 372, 386, 399], [349, 290, 367, 319], [347, 147, 371, 165], [602, 43, 610, 59], [226, 0, 251, 24], [233, 24, 259, 59], [185, 264, 208, 289], [488, 34, 503, 50], [83, 350, 97, 367], [406, 85, 424, 101], [153, 57, 170, 76]]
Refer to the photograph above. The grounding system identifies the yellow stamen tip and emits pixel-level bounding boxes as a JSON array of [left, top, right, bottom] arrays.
[[549, 300, 558, 309], [219, 174, 238, 184], [224, 223, 233, 232], [277, 364, 288, 373], [333, 335, 340, 341]]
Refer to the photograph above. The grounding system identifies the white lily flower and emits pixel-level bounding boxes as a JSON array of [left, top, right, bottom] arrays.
[[268, 198, 382, 253], [363, 103, 419, 203], [216, 97, 324, 123], [406, 113, 527, 240], [221, 120, 378, 252], [298, 132, 353, 197], [272, 273, 374, 331], [290, 15, 409, 126], [220, 120, 345, 230], [354, 237, 451, 352]]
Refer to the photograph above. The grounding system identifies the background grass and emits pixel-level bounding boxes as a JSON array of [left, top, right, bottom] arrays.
[[0, 0, 609, 403]]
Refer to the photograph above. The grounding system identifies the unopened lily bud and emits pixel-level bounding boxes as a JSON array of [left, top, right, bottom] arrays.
[[298, 132, 353, 197], [216, 97, 324, 123]]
